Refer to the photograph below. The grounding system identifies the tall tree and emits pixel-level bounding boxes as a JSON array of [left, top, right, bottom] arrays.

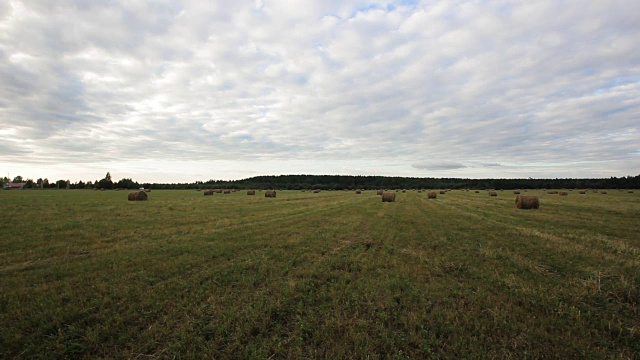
[[97, 172, 114, 189]]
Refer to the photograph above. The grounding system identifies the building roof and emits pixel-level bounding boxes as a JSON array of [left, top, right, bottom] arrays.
[[5, 182, 27, 189]]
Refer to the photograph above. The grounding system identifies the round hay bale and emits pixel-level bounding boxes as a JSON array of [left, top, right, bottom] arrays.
[[313, 189, 321, 193], [513, 191, 520, 194], [376, 190, 384, 195], [474, 190, 480, 193], [600, 190, 607, 194], [265, 190, 277, 198], [515, 194, 539, 209], [628, 190, 634, 193], [439, 190, 445, 195], [559, 191, 568, 196], [128, 191, 148, 201], [223, 190, 231, 194], [247, 190, 256, 195], [489, 191, 498, 197], [428, 191, 437, 199], [381, 192, 396, 202], [203, 190, 214, 196], [355, 190, 362, 194], [402, 189, 406, 193], [578, 190, 586, 194]]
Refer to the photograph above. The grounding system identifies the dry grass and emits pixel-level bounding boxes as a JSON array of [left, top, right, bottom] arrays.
[[127, 191, 148, 201], [381, 192, 396, 202], [515, 194, 540, 209]]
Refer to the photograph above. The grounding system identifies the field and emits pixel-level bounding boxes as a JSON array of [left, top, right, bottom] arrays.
[[1, 189, 639, 359]]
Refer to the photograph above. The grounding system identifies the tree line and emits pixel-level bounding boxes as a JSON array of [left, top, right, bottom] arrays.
[[4, 173, 640, 190]]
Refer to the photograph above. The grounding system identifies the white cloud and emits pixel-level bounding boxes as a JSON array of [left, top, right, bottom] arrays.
[[1, 0, 639, 181]]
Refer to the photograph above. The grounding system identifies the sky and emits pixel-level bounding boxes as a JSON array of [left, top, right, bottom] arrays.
[[1, 0, 639, 183]]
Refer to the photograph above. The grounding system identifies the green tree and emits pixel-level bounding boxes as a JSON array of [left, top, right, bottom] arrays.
[[97, 172, 114, 189]]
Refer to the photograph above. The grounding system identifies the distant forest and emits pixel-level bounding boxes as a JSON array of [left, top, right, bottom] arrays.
[[5, 173, 640, 190]]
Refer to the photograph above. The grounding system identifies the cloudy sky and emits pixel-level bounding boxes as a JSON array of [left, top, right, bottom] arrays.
[[1, 0, 639, 183]]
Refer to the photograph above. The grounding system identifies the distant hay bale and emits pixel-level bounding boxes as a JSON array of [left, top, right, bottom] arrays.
[[592, 189, 598, 193], [376, 190, 384, 195], [428, 191, 437, 199], [600, 190, 607, 194], [355, 190, 362, 194], [128, 191, 148, 201], [439, 190, 445, 194], [204, 190, 214, 196], [402, 189, 406, 193], [515, 195, 539, 209], [474, 190, 480, 193], [513, 191, 520, 194], [214, 189, 223, 193], [381, 192, 396, 202], [628, 190, 634, 193], [578, 190, 586, 194], [144, 189, 151, 193], [547, 191, 559, 194], [489, 191, 498, 197], [559, 191, 568, 196], [223, 190, 231, 194], [265, 190, 277, 198], [247, 190, 256, 195], [313, 189, 321, 193]]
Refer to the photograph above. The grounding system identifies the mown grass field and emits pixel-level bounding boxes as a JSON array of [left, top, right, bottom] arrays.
[[1, 189, 639, 359]]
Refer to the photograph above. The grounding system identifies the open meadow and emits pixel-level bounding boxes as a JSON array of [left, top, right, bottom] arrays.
[[1, 189, 639, 359]]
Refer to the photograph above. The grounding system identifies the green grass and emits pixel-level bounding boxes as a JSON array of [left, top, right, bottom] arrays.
[[1, 189, 639, 359]]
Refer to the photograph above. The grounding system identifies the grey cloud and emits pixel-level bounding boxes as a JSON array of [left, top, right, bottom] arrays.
[[1, 1, 639, 180], [412, 161, 467, 171]]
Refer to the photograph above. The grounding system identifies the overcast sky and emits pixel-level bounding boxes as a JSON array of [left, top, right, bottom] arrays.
[[1, 0, 639, 183]]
